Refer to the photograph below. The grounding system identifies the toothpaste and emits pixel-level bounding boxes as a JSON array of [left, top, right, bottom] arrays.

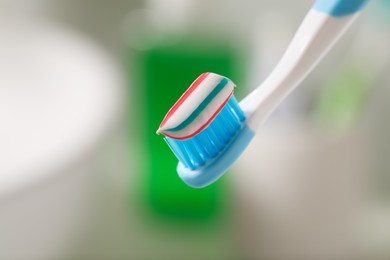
[[157, 72, 236, 140]]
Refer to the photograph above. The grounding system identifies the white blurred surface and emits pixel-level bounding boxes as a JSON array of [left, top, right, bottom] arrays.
[[0, 17, 124, 260], [0, 18, 122, 197], [234, 123, 368, 259]]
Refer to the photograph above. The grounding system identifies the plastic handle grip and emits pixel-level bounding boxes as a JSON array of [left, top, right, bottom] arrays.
[[314, 0, 369, 16]]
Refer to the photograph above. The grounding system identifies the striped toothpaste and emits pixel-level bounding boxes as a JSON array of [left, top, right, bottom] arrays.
[[157, 72, 236, 140]]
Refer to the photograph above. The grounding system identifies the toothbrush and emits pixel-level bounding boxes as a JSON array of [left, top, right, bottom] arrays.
[[157, 0, 370, 188]]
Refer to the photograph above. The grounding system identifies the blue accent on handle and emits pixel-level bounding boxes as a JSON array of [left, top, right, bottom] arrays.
[[314, 0, 369, 17], [177, 125, 255, 188]]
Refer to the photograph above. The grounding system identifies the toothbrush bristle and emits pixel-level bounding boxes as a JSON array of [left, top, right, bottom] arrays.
[[165, 96, 245, 170]]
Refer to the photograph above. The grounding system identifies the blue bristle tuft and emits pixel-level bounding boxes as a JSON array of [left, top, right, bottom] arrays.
[[165, 96, 245, 170]]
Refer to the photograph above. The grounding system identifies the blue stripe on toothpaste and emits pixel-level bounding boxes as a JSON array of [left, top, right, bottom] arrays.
[[166, 78, 229, 132]]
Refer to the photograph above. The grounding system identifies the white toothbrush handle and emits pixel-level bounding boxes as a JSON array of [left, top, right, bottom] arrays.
[[241, 6, 365, 131]]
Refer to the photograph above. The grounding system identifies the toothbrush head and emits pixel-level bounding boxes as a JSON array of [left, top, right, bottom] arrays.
[[157, 73, 255, 188]]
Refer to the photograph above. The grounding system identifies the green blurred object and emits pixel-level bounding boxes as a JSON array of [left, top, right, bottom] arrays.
[[130, 34, 246, 219], [314, 66, 371, 132]]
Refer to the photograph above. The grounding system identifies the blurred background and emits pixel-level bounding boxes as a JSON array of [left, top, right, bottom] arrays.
[[0, 0, 389, 259]]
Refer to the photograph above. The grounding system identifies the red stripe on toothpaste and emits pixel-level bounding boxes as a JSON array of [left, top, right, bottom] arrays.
[[162, 91, 233, 140], [159, 72, 210, 129]]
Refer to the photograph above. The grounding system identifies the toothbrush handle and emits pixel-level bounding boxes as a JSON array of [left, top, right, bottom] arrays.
[[241, 1, 369, 131], [314, 0, 369, 17]]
